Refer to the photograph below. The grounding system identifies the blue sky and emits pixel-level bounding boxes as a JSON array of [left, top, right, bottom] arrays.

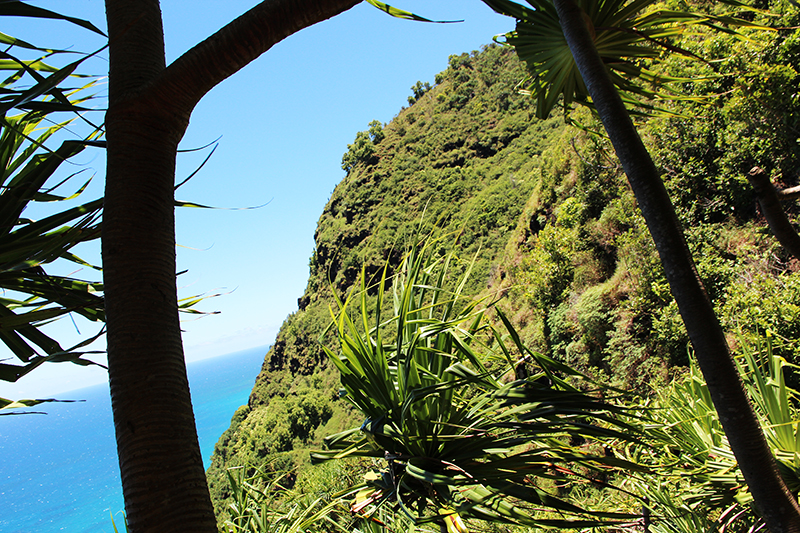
[[1, 1, 516, 398]]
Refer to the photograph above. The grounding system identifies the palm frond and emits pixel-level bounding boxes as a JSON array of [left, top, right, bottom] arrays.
[[483, 0, 775, 118]]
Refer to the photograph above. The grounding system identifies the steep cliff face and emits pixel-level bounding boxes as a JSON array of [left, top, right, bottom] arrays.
[[207, 30, 800, 520], [206, 44, 564, 515]]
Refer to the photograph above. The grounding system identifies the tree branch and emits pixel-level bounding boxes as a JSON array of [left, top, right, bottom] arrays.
[[778, 184, 800, 200], [747, 166, 800, 260], [152, 0, 361, 116]]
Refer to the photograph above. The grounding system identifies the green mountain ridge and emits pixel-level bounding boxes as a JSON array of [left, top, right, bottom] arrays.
[[207, 45, 547, 514], [207, 24, 800, 523]]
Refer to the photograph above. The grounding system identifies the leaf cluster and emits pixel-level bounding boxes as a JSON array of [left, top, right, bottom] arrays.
[[313, 241, 643, 529], [0, 14, 107, 388], [482, 0, 775, 118]]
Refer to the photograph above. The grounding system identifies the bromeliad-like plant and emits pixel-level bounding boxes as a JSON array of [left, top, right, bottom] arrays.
[[630, 333, 800, 533], [223, 466, 347, 533], [314, 241, 645, 530]]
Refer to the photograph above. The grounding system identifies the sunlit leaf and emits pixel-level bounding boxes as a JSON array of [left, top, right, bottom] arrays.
[[365, 0, 461, 23], [0, 2, 105, 36]]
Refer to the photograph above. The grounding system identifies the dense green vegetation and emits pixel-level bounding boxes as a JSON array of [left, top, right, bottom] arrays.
[[207, 44, 553, 520], [209, 3, 800, 529]]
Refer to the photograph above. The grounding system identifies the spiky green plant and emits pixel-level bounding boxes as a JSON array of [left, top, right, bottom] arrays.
[[0, 94, 106, 384], [314, 240, 646, 530], [223, 466, 348, 533], [629, 333, 800, 532], [0, 6, 109, 393]]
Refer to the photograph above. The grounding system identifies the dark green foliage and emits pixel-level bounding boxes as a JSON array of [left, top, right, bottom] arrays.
[[316, 45, 554, 303], [488, 6, 800, 392], [340, 120, 385, 175], [314, 242, 643, 529], [0, 25, 108, 391], [340, 131, 375, 174], [641, 5, 800, 226]]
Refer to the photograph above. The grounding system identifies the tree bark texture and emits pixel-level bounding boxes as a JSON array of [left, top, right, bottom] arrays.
[[747, 166, 800, 260], [102, 1, 360, 531], [551, 1, 800, 531]]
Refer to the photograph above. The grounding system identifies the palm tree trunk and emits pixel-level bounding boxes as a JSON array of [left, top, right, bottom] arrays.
[[102, 1, 359, 531], [104, 2, 214, 531], [551, 0, 800, 531]]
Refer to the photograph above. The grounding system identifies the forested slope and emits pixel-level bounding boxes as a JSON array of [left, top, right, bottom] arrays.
[[208, 18, 800, 522], [206, 44, 561, 515]]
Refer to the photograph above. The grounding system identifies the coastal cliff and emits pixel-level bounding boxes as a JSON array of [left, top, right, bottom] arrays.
[[207, 37, 800, 521]]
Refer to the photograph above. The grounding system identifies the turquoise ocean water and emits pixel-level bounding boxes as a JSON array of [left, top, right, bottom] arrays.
[[0, 345, 266, 533]]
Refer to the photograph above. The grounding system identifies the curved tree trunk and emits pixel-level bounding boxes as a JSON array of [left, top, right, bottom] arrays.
[[747, 166, 800, 260], [102, 1, 359, 531], [551, 0, 800, 531]]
